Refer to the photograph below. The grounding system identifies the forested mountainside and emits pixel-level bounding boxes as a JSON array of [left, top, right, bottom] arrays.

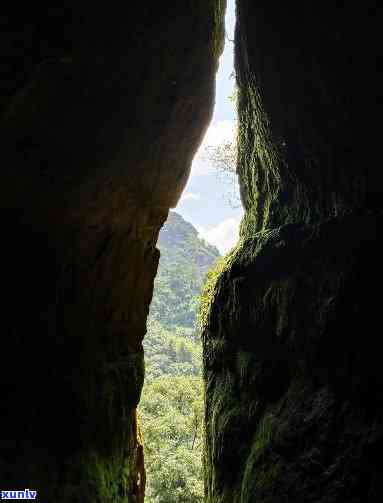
[[149, 211, 220, 329], [140, 211, 220, 503]]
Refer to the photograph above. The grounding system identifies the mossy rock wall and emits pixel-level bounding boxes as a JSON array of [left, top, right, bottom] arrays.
[[235, 0, 383, 233], [204, 1, 383, 502], [0, 2, 225, 501], [204, 216, 383, 502]]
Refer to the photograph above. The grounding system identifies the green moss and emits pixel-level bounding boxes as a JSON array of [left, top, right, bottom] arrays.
[[242, 458, 281, 502], [197, 246, 239, 331], [210, 0, 227, 58], [59, 450, 134, 503], [198, 256, 227, 330], [240, 412, 279, 502], [254, 412, 275, 454], [237, 74, 282, 236], [84, 452, 126, 501]]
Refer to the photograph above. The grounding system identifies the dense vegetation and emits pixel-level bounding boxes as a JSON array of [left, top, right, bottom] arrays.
[[139, 212, 220, 503], [149, 212, 219, 329]]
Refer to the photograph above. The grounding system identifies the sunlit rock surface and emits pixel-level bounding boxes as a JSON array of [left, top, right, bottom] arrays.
[[203, 1, 383, 502], [0, 2, 225, 501]]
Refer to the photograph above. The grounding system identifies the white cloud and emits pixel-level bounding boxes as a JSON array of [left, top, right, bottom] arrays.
[[200, 119, 236, 149], [197, 217, 240, 254], [189, 155, 212, 176], [191, 119, 237, 176], [180, 192, 201, 202]]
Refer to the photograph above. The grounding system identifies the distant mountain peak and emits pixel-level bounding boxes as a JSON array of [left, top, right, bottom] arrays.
[[159, 211, 219, 255], [149, 211, 220, 329]]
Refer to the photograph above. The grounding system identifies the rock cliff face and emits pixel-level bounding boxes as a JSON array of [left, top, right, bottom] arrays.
[[3, 2, 383, 502], [203, 1, 383, 502], [1, 3, 225, 501]]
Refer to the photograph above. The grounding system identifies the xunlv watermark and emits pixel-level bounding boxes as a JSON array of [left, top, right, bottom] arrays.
[[1, 490, 37, 500]]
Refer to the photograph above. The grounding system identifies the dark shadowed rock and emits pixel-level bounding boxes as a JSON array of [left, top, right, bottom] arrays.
[[204, 214, 383, 502], [2, 1, 383, 501], [203, 1, 383, 502], [0, 2, 225, 501]]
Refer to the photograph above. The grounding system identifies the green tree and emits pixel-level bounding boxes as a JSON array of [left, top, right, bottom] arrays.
[[140, 212, 221, 501], [139, 376, 204, 503], [149, 212, 220, 329]]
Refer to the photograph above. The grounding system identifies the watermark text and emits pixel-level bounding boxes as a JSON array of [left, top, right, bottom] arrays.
[[1, 490, 37, 500]]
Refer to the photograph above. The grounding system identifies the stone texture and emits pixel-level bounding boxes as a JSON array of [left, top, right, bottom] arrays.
[[4, 1, 382, 501], [0, 2, 225, 501], [235, 0, 383, 233], [204, 215, 383, 502], [204, 1, 383, 502]]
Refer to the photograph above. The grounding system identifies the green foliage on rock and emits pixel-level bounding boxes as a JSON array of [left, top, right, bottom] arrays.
[[197, 256, 227, 331], [197, 244, 240, 332]]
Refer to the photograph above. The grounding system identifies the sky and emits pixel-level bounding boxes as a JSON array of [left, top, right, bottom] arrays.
[[175, 0, 243, 255]]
